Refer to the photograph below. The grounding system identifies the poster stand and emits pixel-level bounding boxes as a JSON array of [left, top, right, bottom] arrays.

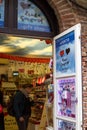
[[53, 23, 82, 130]]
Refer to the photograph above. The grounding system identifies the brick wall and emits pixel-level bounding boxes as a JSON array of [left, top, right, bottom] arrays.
[[47, 0, 87, 128]]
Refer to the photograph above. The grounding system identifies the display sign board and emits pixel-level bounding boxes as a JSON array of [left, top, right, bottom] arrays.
[[0, 0, 4, 27], [53, 23, 82, 130], [55, 31, 75, 77], [17, 0, 51, 32]]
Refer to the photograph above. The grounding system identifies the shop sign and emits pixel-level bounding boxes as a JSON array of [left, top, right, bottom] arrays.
[[17, 0, 51, 32], [0, 0, 4, 27]]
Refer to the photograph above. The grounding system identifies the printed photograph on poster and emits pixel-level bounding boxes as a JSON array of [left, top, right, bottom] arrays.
[[55, 31, 75, 77], [56, 77, 76, 118], [0, 0, 4, 27], [57, 119, 76, 130]]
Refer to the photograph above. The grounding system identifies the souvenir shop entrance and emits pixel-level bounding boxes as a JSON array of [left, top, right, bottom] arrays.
[[0, 0, 82, 130]]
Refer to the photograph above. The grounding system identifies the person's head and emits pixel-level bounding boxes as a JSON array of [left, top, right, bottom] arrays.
[[22, 83, 33, 94], [15, 82, 21, 89]]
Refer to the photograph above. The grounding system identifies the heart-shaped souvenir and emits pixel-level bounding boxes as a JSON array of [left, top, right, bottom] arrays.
[[0, 104, 3, 113]]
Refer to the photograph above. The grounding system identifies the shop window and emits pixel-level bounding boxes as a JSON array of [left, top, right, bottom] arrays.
[[0, 0, 9, 29], [0, 0, 5, 27], [17, 0, 51, 32], [0, 0, 59, 38]]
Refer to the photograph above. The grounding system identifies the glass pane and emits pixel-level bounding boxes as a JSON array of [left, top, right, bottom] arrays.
[[0, 0, 5, 27], [17, 0, 51, 32], [57, 119, 76, 130], [56, 77, 76, 118]]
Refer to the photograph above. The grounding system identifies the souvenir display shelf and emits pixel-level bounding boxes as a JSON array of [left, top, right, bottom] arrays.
[[29, 86, 46, 126]]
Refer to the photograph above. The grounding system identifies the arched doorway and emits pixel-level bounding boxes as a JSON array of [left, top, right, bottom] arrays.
[[0, 1, 59, 130], [0, 0, 59, 38]]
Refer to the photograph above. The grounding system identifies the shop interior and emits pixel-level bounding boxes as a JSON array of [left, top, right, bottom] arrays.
[[0, 34, 54, 130]]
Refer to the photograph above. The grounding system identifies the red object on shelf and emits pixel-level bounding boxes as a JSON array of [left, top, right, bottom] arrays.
[[0, 104, 3, 113], [42, 76, 45, 83], [19, 69, 25, 73], [4, 111, 8, 116], [38, 78, 42, 84], [37, 76, 46, 84]]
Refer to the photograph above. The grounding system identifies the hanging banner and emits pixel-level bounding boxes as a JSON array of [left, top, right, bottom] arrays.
[[0, 53, 50, 63]]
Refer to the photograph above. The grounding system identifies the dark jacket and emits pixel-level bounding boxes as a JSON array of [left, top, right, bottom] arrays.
[[13, 90, 32, 119]]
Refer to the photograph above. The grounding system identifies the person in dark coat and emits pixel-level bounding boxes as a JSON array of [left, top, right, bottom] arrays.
[[13, 83, 33, 130], [0, 86, 5, 130]]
